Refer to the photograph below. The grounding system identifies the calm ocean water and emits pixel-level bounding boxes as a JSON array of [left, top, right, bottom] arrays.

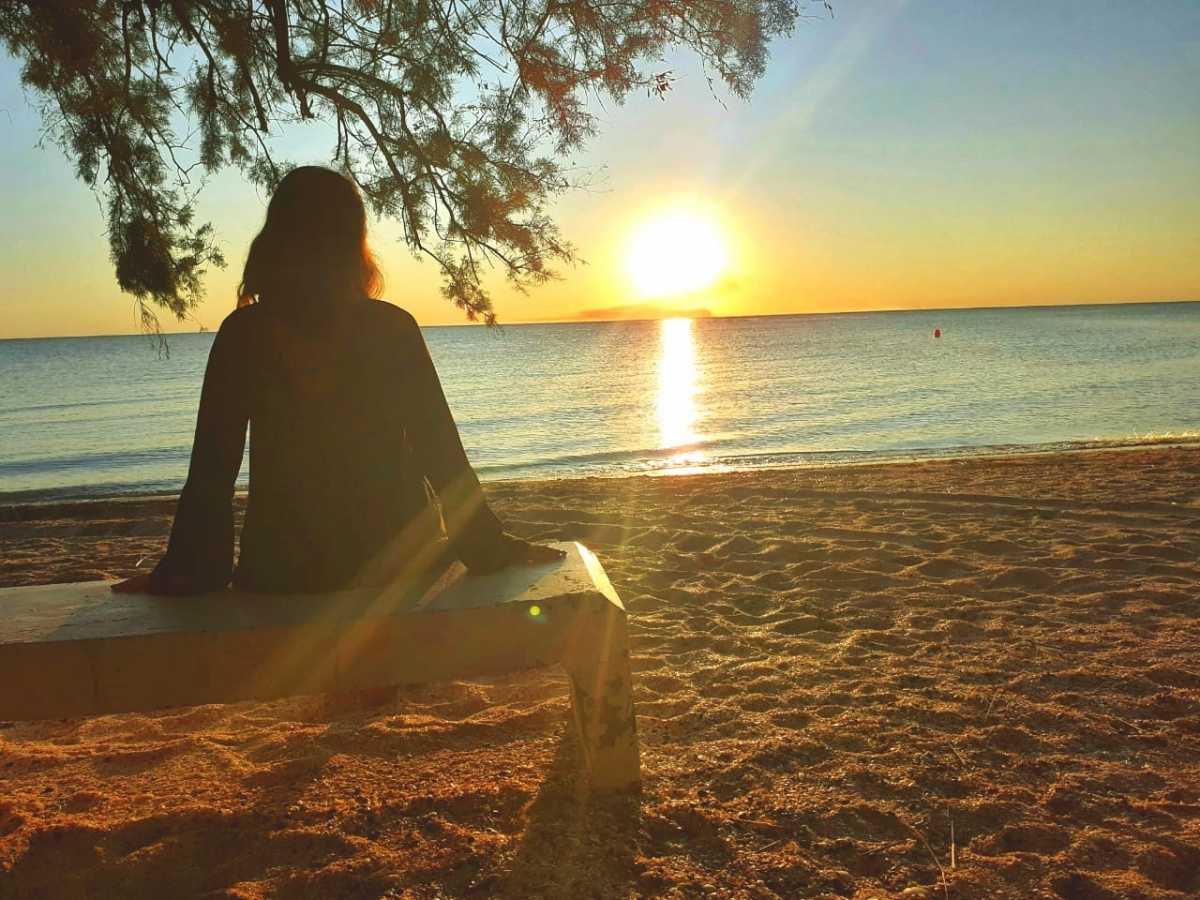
[[1, 302, 1197, 501]]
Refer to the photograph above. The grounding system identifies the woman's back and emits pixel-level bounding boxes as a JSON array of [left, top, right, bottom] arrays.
[[155, 299, 505, 594], [238, 300, 428, 591]]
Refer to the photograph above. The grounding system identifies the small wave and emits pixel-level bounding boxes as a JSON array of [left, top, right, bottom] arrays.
[[3, 433, 1196, 503], [0, 478, 210, 505], [478, 432, 1200, 482], [0, 396, 146, 417], [473, 438, 731, 475], [0, 445, 190, 477]]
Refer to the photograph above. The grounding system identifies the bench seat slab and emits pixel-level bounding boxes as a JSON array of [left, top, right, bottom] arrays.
[[0, 542, 640, 789]]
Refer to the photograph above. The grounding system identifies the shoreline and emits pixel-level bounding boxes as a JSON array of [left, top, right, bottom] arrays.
[[3, 433, 1199, 512], [2, 445, 1198, 896]]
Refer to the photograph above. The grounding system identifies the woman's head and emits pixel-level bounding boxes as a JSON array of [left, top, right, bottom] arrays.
[[238, 166, 382, 308]]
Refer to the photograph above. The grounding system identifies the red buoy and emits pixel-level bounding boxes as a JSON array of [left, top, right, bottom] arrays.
[[933, 328, 941, 338]]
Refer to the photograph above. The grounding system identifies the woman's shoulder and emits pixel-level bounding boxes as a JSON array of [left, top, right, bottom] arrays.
[[365, 299, 420, 330], [213, 299, 418, 333], [217, 303, 263, 330], [208, 304, 261, 345], [360, 301, 428, 347]]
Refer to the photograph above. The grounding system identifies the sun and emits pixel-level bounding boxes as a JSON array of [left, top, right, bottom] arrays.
[[626, 210, 728, 299]]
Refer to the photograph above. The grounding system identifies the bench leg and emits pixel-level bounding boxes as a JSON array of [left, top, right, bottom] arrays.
[[562, 597, 640, 791]]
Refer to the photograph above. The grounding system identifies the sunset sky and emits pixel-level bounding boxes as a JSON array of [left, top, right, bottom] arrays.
[[1, 0, 1197, 338]]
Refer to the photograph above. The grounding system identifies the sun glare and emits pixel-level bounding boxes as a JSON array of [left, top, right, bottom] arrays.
[[657, 317, 702, 458], [627, 211, 728, 299]]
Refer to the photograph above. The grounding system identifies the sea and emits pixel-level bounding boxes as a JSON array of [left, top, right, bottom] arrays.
[[1, 301, 1198, 502]]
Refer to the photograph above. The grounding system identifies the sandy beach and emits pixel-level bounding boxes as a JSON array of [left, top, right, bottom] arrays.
[[1, 445, 1198, 898]]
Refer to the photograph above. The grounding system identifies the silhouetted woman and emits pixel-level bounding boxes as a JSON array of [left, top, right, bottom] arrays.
[[115, 166, 560, 596]]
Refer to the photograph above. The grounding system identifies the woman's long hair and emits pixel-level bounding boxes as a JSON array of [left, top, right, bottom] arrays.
[[238, 166, 383, 310]]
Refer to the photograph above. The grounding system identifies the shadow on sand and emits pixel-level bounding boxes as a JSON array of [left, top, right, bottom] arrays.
[[495, 729, 642, 898], [2, 705, 641, 899]]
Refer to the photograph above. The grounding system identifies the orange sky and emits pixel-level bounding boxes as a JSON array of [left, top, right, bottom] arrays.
[[1, 1, 1197, 338]]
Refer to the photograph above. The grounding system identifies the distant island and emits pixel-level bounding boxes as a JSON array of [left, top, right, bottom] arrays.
[[570, 303, 714, 322]]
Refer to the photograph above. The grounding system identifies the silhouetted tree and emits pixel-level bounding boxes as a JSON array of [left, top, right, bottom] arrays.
[[1, 0, 824, 327]]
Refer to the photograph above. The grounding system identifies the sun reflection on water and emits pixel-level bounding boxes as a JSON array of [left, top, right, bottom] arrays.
[[657, 318, 705, 468]]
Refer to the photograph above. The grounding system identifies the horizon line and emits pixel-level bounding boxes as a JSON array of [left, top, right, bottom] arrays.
[[2, 296, 1197, 341]]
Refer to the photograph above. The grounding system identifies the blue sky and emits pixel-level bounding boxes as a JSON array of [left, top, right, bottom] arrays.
[[1, 0, 1197, 336]]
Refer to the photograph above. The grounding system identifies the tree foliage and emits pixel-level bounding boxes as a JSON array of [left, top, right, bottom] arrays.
[[1, 0, 819, 325]]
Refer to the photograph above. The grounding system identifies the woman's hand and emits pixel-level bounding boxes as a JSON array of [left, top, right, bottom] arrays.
[[508, 539, 567, 565], [111, 572, 197, 595], [467, 535, 566, 574], [111, 573, 154, 594]]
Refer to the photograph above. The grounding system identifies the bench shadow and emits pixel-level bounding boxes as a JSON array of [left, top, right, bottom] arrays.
[[495, 728, 642, 898], [1, 797, 335, 899], [3, 713, 641, 898]]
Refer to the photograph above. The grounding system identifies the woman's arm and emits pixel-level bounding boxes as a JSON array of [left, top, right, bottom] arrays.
[[401, 315, 561, 573], [115, 316, 249, 595]]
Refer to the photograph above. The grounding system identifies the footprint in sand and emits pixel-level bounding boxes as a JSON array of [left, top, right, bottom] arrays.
[[771, 615, 839, 637], [913, 557, 976, 579], [989, 566, 1057, 590], [769, 709, 813, 730], [978, 823, 1071, 855]]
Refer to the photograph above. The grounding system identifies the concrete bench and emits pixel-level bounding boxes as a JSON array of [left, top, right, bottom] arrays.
[[0, 542, 639, 791]]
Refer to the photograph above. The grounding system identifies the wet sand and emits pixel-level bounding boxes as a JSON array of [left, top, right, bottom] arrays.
[[1, 446, 1198, 898]]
